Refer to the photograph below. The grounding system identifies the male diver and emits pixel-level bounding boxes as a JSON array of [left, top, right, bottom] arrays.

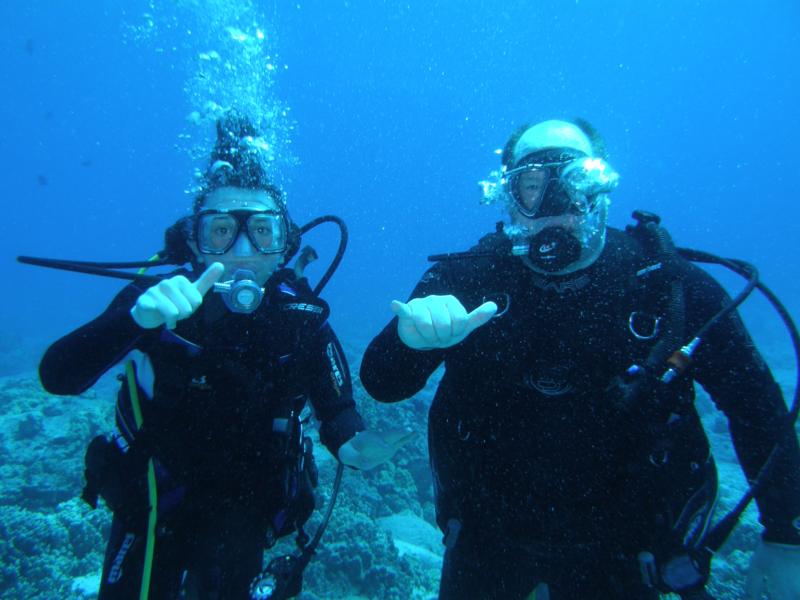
[[360, 119, 800, 599]]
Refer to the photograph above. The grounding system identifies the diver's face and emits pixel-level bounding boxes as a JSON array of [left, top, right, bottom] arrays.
[[515, 169, 549, 214], [194, 187, 284, 286]]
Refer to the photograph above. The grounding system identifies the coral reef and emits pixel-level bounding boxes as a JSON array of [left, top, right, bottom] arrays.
[[0, 371, 115, 599]]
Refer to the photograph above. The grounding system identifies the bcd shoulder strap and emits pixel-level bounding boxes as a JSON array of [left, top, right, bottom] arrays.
[[624, 210, 689, 375]]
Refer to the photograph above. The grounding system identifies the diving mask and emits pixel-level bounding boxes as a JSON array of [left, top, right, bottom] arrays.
[[504, 148, 619, 219], [196, 208, 288, 255]]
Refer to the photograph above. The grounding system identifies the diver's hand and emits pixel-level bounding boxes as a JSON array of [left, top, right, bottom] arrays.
[[744, 540, 800, 599], [391, 295, 497, 350], [337, 429, 417, 470], [131, 262, 224, 329]]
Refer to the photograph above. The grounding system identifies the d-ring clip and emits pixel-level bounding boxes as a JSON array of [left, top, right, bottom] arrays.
[[629, 311, 661, 340]]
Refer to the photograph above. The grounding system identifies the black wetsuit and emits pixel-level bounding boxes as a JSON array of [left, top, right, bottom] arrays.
[[40, 269, 364, 600], [360, 227, 800, 600]]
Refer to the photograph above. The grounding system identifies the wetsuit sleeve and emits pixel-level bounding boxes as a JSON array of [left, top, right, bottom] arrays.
[[306, 322, 365, 456], [38, 283, 151, 396], [687, 266, 800, 544], [360, 265, 450, 403]]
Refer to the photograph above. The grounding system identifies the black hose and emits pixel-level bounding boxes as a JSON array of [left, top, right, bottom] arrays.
[[298, 215, 348, 296], [428, 250, 497, 262], [675, 248, 798, 553], [676, 249, 760, 341], [16, 255, 165, 285]]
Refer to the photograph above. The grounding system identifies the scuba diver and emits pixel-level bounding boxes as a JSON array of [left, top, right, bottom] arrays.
[[35, 111, 412, 600], [359, 119, 800, 599]]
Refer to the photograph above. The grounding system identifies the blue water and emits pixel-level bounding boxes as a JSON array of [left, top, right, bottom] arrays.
[[1, 3, 799, 598], [1, 0, 798, 363]]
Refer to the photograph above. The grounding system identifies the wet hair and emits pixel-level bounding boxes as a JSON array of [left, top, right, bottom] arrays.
[[500, 118, 608, 170], [193, 109, 284, 213]]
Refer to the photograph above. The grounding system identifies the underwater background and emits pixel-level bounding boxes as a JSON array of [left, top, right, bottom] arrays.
[[1, 1, 798, 598]]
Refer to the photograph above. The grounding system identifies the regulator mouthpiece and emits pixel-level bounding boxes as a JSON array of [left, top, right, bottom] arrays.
[[214, 269, 264, 313]]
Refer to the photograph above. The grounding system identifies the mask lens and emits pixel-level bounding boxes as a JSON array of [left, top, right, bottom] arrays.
[[198, 214, 239, 253], [247, 213, 287, 253], [510, 167, 551, 217]]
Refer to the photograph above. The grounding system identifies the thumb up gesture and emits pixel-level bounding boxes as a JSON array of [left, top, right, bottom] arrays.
[[131, 262, 224, 329]]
